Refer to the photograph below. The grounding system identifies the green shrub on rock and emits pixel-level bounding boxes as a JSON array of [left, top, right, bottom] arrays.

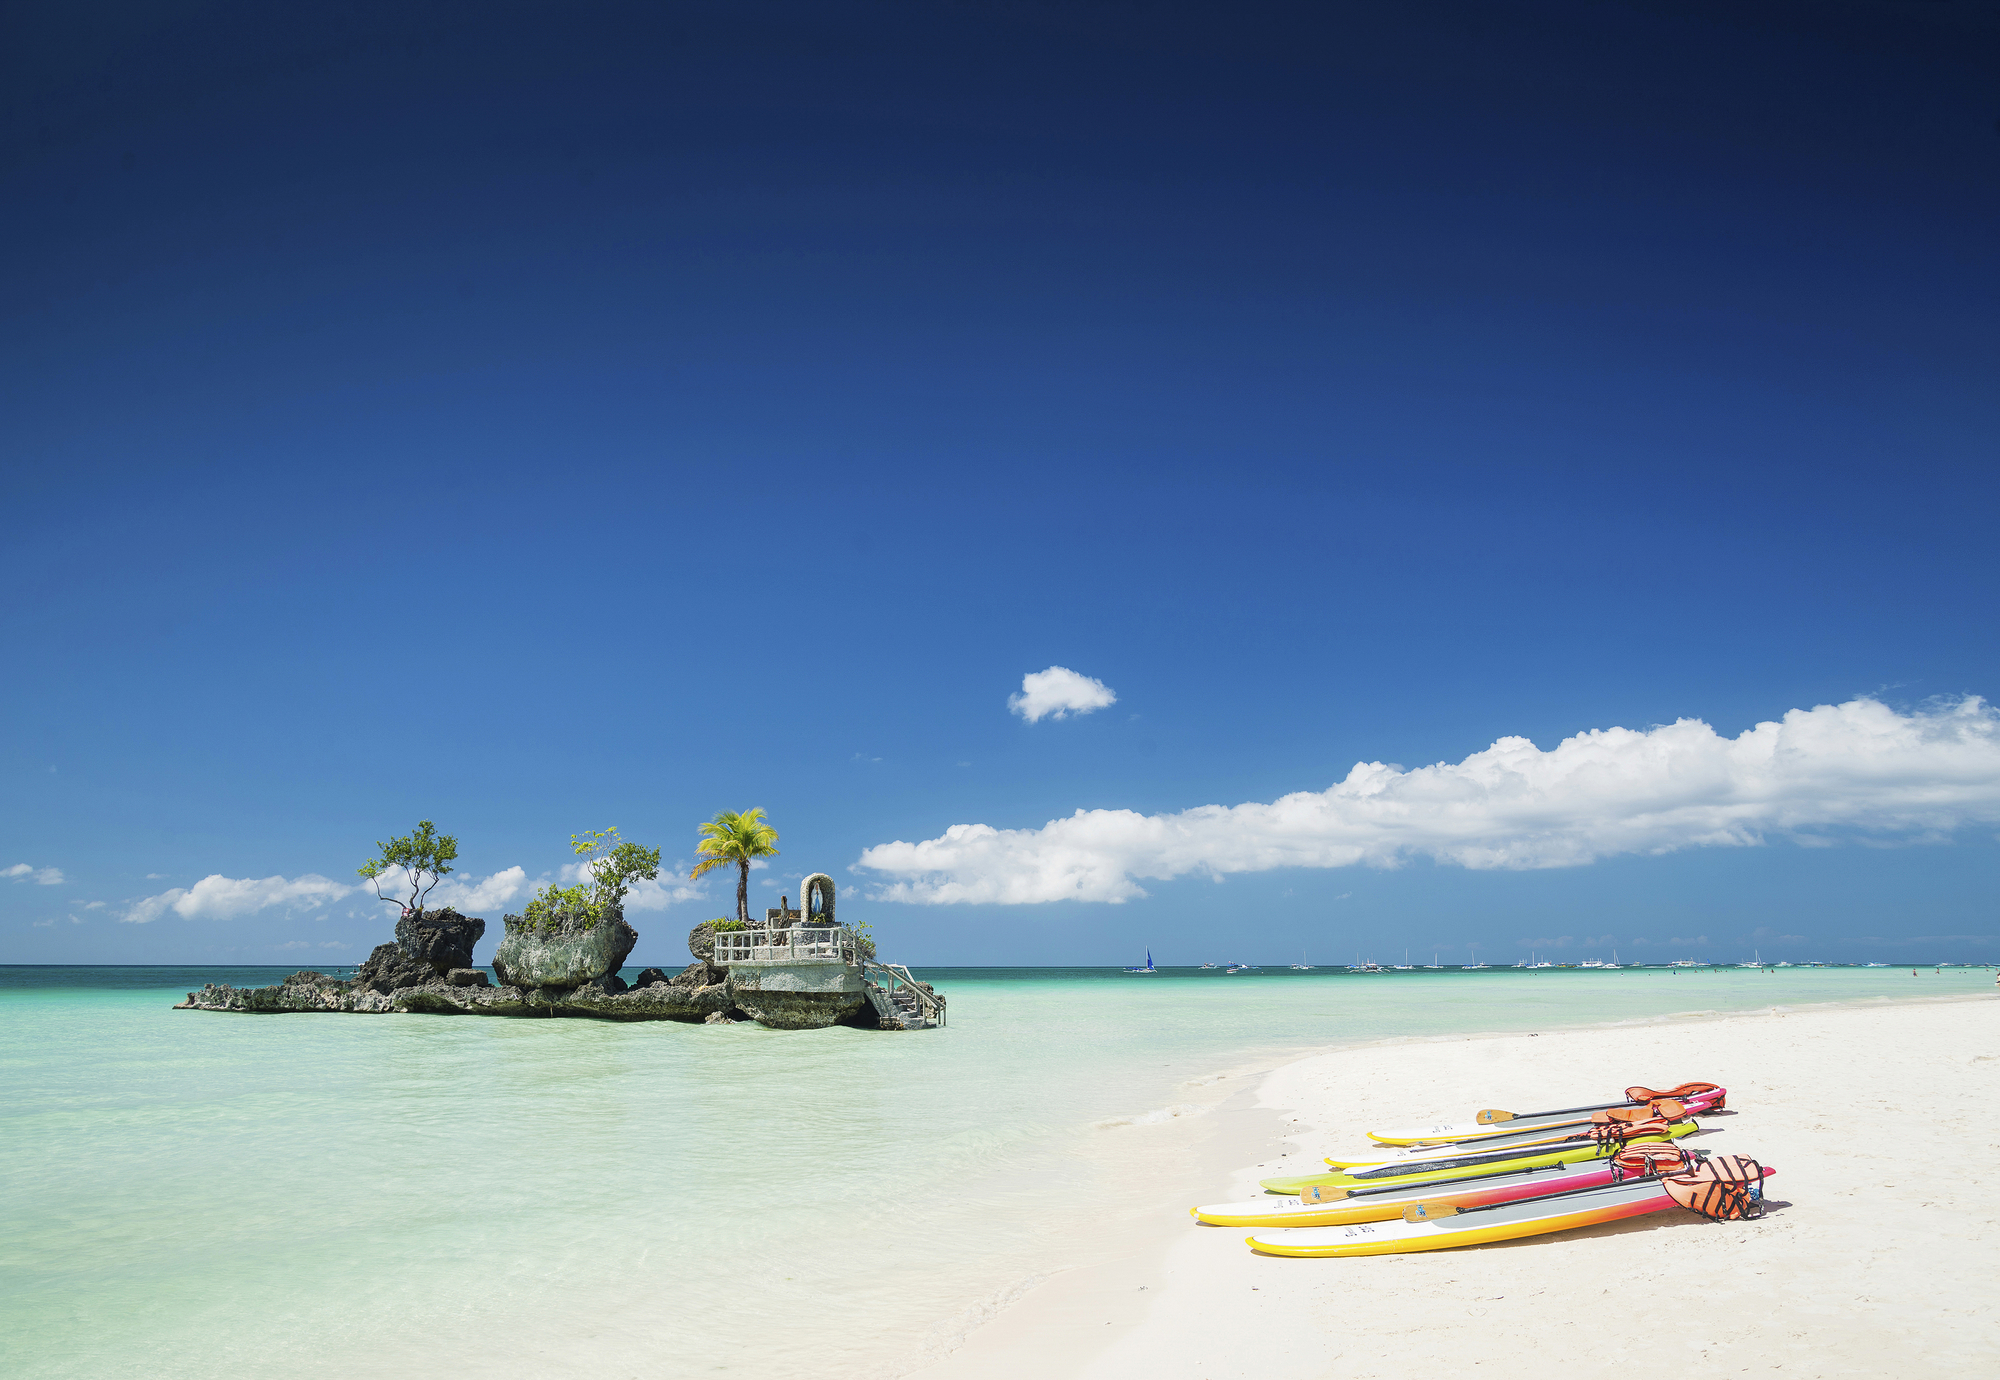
[[520, 828, 662, 934]]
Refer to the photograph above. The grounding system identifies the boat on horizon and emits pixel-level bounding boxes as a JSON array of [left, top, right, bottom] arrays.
[[1290, 947, 1315, 971], [1123, 949, 1158, 974]]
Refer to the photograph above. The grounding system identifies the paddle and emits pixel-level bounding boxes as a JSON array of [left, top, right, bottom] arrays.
[[1408, 1152, 1768, 1224], [1476, 1096, 1687, 1126], [1399, 1145, 1708, 1220], [1343, 1117, 1682, 1180], [1402, 1178, 1650, 1222], [1474, 1082, 1720, 1124], [1345, 1106, 1686, 1167]]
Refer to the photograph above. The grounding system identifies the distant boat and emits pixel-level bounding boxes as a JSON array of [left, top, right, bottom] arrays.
[[1290, 947, 1315, 971], [1737, 950, 1763, 969], [1348, 960, 1383, 973], [1862, 962, 1888, 968], [1602, 950, 1622, 970], [1462, 961, 1488, 970], [1226, 963, 1256, 974], [1199, 962, 1216, 970], [1422, 951, 1444, 969], [1123, 949, 1158, 974], [1668, 959, 1703, 968]]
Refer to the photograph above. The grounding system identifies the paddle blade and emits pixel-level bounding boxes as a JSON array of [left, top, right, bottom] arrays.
[[1403, 1202, 1460, 1222], [1300, 1184, 1348, 1204], [1475, 1109, 1514, 1124]]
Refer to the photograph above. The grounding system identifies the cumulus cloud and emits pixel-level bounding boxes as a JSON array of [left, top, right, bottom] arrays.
[[425, 866, 531, 913], [555, 858, 708, 911], [122, 873, 352, 924], [1009, 666, 1117, 723], [858, 697, 2000, 904], [5, 863, 65, 886]]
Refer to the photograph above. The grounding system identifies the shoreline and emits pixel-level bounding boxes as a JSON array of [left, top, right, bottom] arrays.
[[914, 987, 2000, 1378]]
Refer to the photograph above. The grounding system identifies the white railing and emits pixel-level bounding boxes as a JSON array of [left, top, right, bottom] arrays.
[[712, 926, 857, 964]]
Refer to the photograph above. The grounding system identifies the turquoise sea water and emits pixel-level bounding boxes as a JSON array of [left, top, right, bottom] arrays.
[[3, 964, 1990, 1378]]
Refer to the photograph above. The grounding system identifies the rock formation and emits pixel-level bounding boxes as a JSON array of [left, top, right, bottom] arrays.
[[491, 905, 637, 989], [174, 878, 926, 1029], [395, 909, 484, 972], [350, 909, 486, 993]]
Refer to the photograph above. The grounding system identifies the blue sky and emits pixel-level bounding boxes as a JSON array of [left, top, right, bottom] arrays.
[[5, 1, 1998, 968]]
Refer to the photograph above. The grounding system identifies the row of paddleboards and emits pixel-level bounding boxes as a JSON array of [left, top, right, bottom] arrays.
[[1192, 1080, 1770, 1257]]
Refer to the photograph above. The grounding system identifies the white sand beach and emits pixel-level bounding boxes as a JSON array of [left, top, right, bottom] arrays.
[[918, 993, 2000, 1379]]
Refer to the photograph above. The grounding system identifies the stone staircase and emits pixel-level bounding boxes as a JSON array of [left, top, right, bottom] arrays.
[[862, 964, 945, 1030]]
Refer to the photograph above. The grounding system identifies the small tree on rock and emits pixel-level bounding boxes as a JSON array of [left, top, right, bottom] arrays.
[[358, 821, 459, 917]]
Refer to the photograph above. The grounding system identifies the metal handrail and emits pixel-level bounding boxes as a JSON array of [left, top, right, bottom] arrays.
[[865, 960, 946, 1025]]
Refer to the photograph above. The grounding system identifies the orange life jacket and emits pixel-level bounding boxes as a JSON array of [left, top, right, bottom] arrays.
[[1664, 1154, 1766, 1220], [1609, 1143, 1698, 1180], [1624, 1081, 1725, 1110]]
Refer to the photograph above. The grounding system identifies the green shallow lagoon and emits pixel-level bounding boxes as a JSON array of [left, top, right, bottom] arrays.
[[2, 964, 1986, 1377]]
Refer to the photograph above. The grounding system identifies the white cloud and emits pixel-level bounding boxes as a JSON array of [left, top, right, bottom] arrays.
[[425, 866, 531, 913], [1008, 666, 1117, 723], [319, 941, 349, 949], [31, 918, 54, 927], [277, 940, 313, 950], [121, 873, 352, 924], [557, 858, 708, 912], [5, 864, 65, 886], [624, 874, 710, 910], [858, 696, 2000, 904]]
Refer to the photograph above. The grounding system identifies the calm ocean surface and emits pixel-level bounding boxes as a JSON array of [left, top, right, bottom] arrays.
[[2, 964, 1985, 1378]]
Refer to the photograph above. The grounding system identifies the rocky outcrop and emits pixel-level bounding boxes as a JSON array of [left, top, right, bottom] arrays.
[[352, 942, 435, 994], [687, 920, 736, 965], [446, 968, 490, 987], [491, 906, 637, 989], [176, 970, 393, 1014], [179, 969, 736, 1022], [724, 981, 871, 1030], [395, 977, 733, 1022], [395, 909, 485, 973]]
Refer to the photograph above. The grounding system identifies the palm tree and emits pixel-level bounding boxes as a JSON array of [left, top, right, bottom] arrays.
[[691, 809, 781, 924]]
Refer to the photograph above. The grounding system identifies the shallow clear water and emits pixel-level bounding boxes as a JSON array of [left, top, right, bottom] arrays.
[[2, 963, 1988, 1377]]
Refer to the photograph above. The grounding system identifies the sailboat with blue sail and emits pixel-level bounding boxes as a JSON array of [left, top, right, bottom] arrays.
[[1123, 949, 1158, 974]]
